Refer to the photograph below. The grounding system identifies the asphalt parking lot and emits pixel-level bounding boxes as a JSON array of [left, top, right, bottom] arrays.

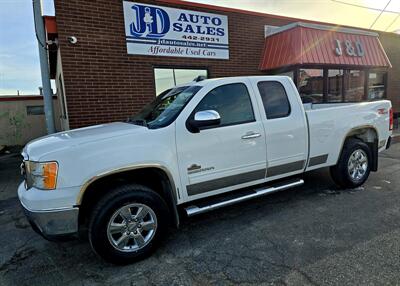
[[0, 143, 399, 286]]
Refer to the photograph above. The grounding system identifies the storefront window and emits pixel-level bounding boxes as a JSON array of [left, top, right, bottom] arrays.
[[368, 71, 386, 100], [345, 70, 365, 102], [327, 70, 344, 102], [154, 68, 208, 96], [298, 69, 323, 103], [174, 69, 207, 85], [295, 67, 386, 104]]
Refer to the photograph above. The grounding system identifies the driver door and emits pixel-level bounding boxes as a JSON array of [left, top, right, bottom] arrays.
[[175, 79, 267, 201]]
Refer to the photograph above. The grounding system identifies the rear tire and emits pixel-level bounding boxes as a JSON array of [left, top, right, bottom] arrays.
[[88, 184, 169, 264], [330, 138, 371, 189]]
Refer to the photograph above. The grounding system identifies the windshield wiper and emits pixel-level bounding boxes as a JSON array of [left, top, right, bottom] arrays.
[[127, 118, 148, 127]]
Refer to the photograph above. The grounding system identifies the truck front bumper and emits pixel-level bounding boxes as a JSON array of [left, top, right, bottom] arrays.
[[21, 203, 79, 240], [18, 183, 79, 240]]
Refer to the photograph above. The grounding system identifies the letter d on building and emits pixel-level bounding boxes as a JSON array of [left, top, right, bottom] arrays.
[[130, 4, 170, 38]]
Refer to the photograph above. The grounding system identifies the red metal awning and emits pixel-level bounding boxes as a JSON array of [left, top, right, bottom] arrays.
[[44, 16, 58, 79], [260, 23, 392, 71], [44, 16, 57, 35]]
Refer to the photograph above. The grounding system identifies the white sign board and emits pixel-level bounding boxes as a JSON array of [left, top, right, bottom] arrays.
[[123, 1, 229, 59]]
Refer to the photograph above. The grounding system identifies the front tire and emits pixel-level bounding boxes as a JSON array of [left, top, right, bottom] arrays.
[[330, 139, 371, 189], [88, 184, 169, 264]]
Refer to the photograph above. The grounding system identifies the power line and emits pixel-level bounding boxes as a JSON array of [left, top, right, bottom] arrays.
[[331, 0, 398, 14], [32, 0, 48, 50], [369, 0, 392, 29], [385, 13, 400, 31]]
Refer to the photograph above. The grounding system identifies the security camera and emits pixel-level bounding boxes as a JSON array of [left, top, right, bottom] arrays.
[[67, 36, 78, 44]]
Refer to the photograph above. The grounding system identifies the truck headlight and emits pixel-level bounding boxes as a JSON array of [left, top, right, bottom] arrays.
[[26, 161, 58, 190]]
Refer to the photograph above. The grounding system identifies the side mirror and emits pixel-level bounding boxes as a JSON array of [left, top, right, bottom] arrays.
[[188, 110, 221, 132]]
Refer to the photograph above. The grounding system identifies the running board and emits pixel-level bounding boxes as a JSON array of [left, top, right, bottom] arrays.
[[185, 178, 304, 216]]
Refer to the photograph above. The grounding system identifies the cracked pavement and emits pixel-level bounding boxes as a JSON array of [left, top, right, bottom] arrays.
[[0, 143, 399, 285]]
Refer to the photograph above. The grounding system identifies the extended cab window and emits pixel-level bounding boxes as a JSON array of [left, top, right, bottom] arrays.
[[194, 83, 255, 127], [258, 81, 290, 119]]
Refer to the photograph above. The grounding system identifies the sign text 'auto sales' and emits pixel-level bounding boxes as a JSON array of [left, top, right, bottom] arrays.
[[123, 1, 229, 59]]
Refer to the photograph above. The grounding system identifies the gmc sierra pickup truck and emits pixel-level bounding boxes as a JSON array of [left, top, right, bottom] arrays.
[[18, 76, 393, 264]]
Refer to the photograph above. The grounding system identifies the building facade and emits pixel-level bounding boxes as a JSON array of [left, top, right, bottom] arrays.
[[48, 0, 400, 130]]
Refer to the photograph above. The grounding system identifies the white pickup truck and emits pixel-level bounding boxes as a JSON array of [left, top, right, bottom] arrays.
[[18, 76, 393, 264]]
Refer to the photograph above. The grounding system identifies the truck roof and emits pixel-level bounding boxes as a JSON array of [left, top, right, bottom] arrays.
[[187, 75, 292, 88]]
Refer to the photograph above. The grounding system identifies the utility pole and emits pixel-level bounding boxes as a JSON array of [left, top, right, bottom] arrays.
[[32, 0, 55, 134]]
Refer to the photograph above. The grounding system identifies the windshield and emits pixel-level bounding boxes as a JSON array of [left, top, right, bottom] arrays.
[[129, 85, 202, 129]]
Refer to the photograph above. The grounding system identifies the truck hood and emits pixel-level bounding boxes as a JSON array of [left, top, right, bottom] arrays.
[[24, 122, 144, 161]]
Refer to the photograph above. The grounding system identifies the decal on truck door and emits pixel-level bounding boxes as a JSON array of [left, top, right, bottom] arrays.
[[187, 164, 215, 175]]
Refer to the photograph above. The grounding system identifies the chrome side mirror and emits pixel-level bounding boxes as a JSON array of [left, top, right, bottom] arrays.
[[194, 110, 220, 122], [188, 110, 221, 132]]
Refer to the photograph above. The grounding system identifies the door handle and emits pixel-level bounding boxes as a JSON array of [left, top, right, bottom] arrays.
[[241, 132, 261, 139]]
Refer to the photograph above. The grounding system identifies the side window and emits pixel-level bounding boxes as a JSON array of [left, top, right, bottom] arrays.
[[194, 83, 255, 126], [257, 81, 291, 119]]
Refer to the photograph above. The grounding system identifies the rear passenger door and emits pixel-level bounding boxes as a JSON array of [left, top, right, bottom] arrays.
[[175, 79, 267, 201], [250, 77, 308, 180]]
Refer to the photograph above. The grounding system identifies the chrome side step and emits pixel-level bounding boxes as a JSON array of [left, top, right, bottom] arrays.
[[185, 179, 304, 216]]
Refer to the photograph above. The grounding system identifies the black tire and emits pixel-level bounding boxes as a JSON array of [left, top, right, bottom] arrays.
[[88, 184, 169, 264], [330, 138, 371, 189]]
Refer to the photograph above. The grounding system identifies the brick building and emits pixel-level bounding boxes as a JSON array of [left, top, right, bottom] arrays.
[[47, 0, 400, 130]]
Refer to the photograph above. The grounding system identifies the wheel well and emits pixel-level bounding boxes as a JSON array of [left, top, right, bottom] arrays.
[[345, 127, 377, 144], [344, 127, 378, 171], [78, 167, 179, 230]]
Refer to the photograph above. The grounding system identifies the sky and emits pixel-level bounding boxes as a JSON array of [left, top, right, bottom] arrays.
[[189, 0, 400, 32], [0, 0, 399, 95], [0, 0, 54, 95]]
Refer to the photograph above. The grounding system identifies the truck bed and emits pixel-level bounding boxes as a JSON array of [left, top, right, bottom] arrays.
[[303, 100, 392, 171]]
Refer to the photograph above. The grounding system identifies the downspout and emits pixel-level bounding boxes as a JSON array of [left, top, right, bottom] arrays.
[[32, 0, 56, 134]]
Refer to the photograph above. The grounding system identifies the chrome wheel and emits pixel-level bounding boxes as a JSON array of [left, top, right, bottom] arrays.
[[347, 149, 368, 181], [107, 203, 157, 252]]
